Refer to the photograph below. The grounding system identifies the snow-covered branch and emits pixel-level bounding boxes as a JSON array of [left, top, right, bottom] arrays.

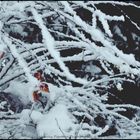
[[0, 1, 140, 139]]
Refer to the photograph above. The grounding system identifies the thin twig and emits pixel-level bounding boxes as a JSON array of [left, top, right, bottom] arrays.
[[75, 115, 86, 139], [55, 118, 67, 139]]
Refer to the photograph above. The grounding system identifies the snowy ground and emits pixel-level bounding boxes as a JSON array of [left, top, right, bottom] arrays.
[[0, 1, 140, 139], [1, 81, 78, 139]]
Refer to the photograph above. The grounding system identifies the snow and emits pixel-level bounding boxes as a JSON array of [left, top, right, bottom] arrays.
[[0, 101, 7, 109], [132, 33, 140, 42], [4, 80, 76, 138], [30, 110, 44, 124], [116, 83, 123, 91], [15, 84, 78, 139], [0, 21, 3, 31], [0, 1, 140, 139], [36, 103, 76, 139], [94, 9, 124, 37], [91, 1, 140, 9], [4, 80, 60, 105], [4, 81, 31, 105], [18, 109, 39, 138], [3, 35, 38, 86], [0, 43, 7, 52], [10, 24, 26, 36], [59, 1, 140, 75], [0, 55, 14, 79], [114, 25, 127, 41], [31, 8, 88, 85], [84, 63, 101, 75], [20, 109, 31, 125]]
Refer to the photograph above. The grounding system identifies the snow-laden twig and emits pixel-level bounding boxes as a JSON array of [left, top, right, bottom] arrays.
[[74, 115, 86, 139], [3, 35, 38, 85], [57, 1, 140, 74], [113, 4, 140, 31], [89, 1, 140, 9], [93, 125, 109, 138], [55, 118, 67, 139], [31, 7, 88, 85]]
